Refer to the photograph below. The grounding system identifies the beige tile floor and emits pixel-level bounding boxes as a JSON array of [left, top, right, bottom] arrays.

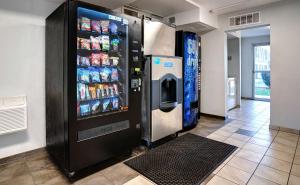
[[1, 100, 300, 185]]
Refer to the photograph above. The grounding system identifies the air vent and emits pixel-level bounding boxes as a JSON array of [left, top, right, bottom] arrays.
[[0, 96, 27, 135], [123, 7, 139, 18], [169, 17, 175, 24], [229, 12, 260, 27]]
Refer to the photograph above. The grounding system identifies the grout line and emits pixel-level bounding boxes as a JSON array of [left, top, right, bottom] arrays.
[[286, 133, 300, 184], [244, 127, 279, 184]]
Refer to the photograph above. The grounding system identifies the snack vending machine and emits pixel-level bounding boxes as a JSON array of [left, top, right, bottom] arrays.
[[176, 31, 199, 129], [46, 1, 142, 176]]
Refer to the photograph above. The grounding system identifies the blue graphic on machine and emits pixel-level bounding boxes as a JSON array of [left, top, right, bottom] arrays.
[[183, 33, 198, 128]]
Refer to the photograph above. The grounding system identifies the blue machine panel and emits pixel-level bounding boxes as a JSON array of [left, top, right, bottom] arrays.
[[183, 32, 198, 128]]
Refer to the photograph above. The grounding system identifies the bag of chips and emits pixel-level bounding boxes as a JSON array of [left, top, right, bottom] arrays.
[[103, 85, 110, 97], [102, 99, 111, 112], [91, 53, 101, 66], [77, 68, 90, 83], [91, 20, 101, 33], [90, 100, 101, 114], [90, 36, 101, 50], [80, 103, 90, 116], [77, 18, 81, 30], [81, 17, 91, 31], [77, 55, 80, 66], [111, 68, 118, 81], [86, 84, 91, 100], [111, 38, 120, 51], [89, 67, 100, 83], [100, 67, 111, 82], [110, 57, 119, 66], [80, 38, 91, 50], [97, 84, 104, 98], [113, 84, 119, 96], [77, 37, 80, 49], [101, 35, 110, 51], [89, 85, 97, 99], [100, 20, 109, 34], [80, 56, 90, 67], [100, 53, 110, 66], [112, 97, 119, 110], [78, 83, 86, 100], [109, 22, 118, 34]]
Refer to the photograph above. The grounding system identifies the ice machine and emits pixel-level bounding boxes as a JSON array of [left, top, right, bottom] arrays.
[[46, 1, 143, 176], [142, 55, 183, 145]]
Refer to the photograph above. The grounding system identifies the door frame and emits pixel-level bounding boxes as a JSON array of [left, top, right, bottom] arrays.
[[252, 42, 270, 101]]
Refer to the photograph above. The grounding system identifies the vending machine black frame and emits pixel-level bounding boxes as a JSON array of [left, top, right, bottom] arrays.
[[46, 1, 142, 177]]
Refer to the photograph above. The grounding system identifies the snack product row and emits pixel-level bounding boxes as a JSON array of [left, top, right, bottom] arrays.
[[78, 97, 119, 117], [77, 67, 119, 83], [77, 36, 120, 51], [78, 17, 119, 35], [77, 83, 119, 101], [77, 54, 119, 67]]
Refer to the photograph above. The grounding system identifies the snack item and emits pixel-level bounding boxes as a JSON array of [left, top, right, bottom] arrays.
[[103, 85, 110, 97], [77, 38, 80, 49], [99, 68, 111, 82], [91, 20, 101, 33], [102, 99, 111, 112], [81, 17, 91, 31], [80, 56, 90, 67], [91, 53, 101, 66], [78, 83, 86, 100], [100, 53, 110, 66], [77, 68, 90, 83], [111, 38, 120, 51], [109, 22, 118, 34], [77, 18, 81, 30], [77, 55, 80, 66], [100, 20, 109, 34], [90, 36, 101, 50], [110, 57, 119, 66], [97, 84, 105, 98], [80, 103, 90, 116], [109, 85, 115, 96], [85, 84, 91, 100], [113, 84, 119, 95], [89, 68, 100, 83], [90, 100, 101, 114], [112, 97, 119, 110], [111, 68, 118, 81], [77, 103, 80, 117], [88, 85, 97, 99], [80, 38, 90, 50], [101, 35, 110, 51]]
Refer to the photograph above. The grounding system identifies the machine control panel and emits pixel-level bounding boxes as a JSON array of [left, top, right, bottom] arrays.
[[131, 78, 141, 92]]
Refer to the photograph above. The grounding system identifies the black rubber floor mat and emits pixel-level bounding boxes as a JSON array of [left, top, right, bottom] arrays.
[[125, 133, 237, 185]]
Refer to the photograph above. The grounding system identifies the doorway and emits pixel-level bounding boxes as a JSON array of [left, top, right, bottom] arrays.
[[253, 44, 271, 100]]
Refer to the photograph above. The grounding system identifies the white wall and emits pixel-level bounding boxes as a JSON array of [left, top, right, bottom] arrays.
[[202, 0, 300, 130], [201, 29, 227, 117], [0, 1, 60, 159], [241, 35, 270, 98]]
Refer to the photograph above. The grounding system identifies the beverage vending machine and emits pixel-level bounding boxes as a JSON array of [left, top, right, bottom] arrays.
[[176, 31, 199, 129], [46, 1, 143, 176]]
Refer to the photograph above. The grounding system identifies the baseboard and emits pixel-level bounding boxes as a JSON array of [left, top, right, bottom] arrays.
[[270, 125, 300, 135], [241, 97, 253, 100], [200, 113, 227, 120]]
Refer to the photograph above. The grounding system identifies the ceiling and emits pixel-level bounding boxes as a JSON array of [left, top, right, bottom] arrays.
[[241, 26, 270, 37], [189, 0, 282, 15], [0, 0, 283, 20]]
